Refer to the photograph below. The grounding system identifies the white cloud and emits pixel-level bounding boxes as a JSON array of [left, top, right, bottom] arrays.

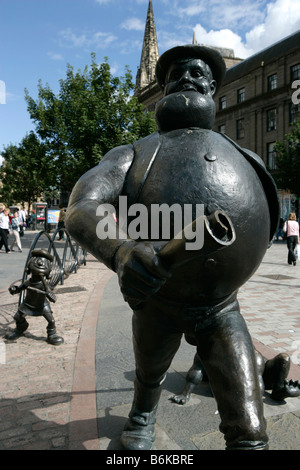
[[178, 4, 206, 17], [1, 90, 20, 103], [121, 17, 145, 31], [47, 52, 64, 61], [194, 24, 253, 59], [94, 0, 113, 4], [193, 0, 300, 59], [0, 155, 4, 166], [246, 0, 300, 52], [208, 0, 267, 31], [59, 28, 118, 50], [59, 28, 87, 48], [174, 0, 266, 30], [158, 30, 191, 51]]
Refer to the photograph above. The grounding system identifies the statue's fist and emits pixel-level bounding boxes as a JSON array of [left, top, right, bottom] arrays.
[[9, 286, 19, 295], [114, 241, 171, 309]]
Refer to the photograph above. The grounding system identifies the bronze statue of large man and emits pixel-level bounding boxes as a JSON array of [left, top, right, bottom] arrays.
[[66, 45, 279, 450]]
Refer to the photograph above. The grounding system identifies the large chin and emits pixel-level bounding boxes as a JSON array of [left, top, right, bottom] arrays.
[[155, 91, 216, 132]]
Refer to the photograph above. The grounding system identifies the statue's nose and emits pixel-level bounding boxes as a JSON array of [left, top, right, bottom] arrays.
[[179, 71, 191, 82]]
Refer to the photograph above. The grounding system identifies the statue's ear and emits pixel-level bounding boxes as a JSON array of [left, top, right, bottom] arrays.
[[210, 80, 217, 96]]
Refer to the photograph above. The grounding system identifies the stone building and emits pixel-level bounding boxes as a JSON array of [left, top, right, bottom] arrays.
[[214, 32, 300, 169], [135, 1, 300, 218]]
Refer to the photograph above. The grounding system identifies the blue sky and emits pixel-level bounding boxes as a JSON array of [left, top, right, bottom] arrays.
[[1, 0, 300, 161]]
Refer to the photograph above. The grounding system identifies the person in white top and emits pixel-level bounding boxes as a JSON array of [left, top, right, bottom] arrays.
[[10, 210, 23, 252], [283, 212, 299, 266], [0, 208, 11, 253]]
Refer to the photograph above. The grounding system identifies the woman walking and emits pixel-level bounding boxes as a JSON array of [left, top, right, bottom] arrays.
[[283, 213, 299, 266], [10, 210, 22, 252], [0, 208, 11, 253]]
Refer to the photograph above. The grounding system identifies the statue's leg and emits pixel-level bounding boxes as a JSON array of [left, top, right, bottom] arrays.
[[121, 373, 165, 450], [255, 349, 266, 396], [195, 300, 268, 450], [121, 301, 182, 450], [5, 310, 29, 340], [43, 307, 64, 346], [172, 348, 265, 406]]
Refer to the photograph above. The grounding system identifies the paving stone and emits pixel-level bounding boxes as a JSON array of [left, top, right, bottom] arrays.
[[1, 241, 300, 450]]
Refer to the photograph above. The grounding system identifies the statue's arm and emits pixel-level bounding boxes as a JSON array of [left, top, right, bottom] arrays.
[[65, 144, 134, 270], [66, 143, 170, 308], [241, 147, 266, 168]]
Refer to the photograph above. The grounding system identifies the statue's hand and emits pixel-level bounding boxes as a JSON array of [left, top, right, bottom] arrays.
[[114, 241, 171, 309], [9, 285, 19, 295]]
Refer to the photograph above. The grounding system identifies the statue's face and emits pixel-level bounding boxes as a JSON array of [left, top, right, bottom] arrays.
[[155, 58, 217, 131], [164, 59, 216, 97], [29, 257, 51, 277]]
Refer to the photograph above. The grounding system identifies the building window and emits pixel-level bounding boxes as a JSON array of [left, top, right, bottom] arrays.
[[219, 96, 226, 110], [267, 74, 277, 91], [289, 103, 300, 125], [237, 88, 245, 103], [267, 108, 277, 131], [218, 124, 226, 134], [267, 142, 277, 170], [291, 63, 300, 81], [236, 119, 245, 139]]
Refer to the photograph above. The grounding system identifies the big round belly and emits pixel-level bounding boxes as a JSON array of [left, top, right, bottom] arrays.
[[132, 130, 270, 303]]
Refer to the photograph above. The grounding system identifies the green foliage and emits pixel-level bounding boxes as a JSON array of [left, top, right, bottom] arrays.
[[25, 54, 156, 193], [274, 121, 300, 197], [0, 132, 53, 208]]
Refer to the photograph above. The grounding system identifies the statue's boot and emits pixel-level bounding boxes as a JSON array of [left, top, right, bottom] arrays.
[[46, 323, 64, 346], [121, 375, 163, 450], [5, 315, 29, 340]]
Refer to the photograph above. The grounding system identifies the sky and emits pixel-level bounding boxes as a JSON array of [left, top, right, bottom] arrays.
[[1, 0, 300, 164]]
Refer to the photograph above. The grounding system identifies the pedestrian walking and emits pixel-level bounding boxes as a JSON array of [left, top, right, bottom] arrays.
[[57, 205, 66, 240], [0, 208, 11, 253], [283, 212, 300, 266], [10, 210, 22, 252], [276, 217, 284, 241], [19, 206, 27, 226]]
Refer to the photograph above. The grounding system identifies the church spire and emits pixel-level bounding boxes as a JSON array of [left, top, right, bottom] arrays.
[[136, 0, 159, 90]]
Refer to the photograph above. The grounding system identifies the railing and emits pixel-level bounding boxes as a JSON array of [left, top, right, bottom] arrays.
[[19, 228, 87, 305]]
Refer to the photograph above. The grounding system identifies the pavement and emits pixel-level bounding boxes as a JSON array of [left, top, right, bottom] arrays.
[[1, 232, 300, 452]]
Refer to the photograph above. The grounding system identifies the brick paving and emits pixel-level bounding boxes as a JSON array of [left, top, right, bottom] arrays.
[[0, 255, 112, 450], [0, 241, 299, 450], [239, 242, 300, 375]]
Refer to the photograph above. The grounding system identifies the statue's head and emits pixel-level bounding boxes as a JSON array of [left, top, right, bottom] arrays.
[[155, 45, 226, 131], [27, 249, 54, 279]]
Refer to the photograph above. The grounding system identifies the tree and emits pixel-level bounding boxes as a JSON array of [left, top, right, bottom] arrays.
[[25, 54, 156, 193], [0, 132, 53, 208], [274, 121, 300, 197]]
